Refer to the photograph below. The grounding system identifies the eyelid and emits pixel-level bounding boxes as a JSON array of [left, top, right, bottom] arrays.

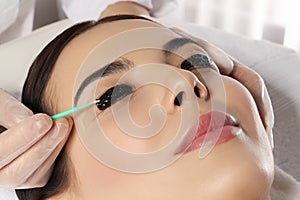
[[96, 84, 134, 111], [180, 54, 217, 71], [96, 80, 135, 98]]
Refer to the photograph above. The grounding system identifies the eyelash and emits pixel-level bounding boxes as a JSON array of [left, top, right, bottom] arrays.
[[180, 54, 213, 71], [96, 54, 212, 111], [96, 84, 133, 110]]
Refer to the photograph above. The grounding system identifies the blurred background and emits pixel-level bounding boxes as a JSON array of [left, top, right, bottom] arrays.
[[165, 0, 300, 51], [31, 0, 300, 51], [1, 0, 300, 51]]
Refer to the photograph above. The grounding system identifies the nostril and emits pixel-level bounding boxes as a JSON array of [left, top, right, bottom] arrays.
[[194, 86, 201, 98], [174, 91, 184, 106]]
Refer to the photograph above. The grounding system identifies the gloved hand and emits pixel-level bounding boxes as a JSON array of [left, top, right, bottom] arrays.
[[0, 89, 73, 189], [172, 28, 274, 148]]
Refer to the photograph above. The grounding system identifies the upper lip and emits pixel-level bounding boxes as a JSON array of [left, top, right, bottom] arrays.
[[175, 111, 239, 154]]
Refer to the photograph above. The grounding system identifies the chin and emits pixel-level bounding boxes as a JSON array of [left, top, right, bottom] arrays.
[[175, 135, 274, 200], [217, 155, 273, 200], [222, 136, 273, 198]]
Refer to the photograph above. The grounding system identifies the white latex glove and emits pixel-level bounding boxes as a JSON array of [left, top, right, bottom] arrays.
[[0, 89, 73, 189]]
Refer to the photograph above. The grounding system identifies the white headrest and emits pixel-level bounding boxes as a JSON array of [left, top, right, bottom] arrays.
[[0, 19, 74, 98]]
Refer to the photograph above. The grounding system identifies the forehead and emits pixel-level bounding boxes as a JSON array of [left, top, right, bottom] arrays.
[[56, 18, 163, 72], [48, 19, 166, 111]]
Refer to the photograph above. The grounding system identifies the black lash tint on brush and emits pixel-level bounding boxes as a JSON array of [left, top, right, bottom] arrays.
[[96, 84, 133, 110], [181, 54, 213, 71]]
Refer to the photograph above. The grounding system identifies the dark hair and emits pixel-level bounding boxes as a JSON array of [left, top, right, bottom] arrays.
[[16, 20, 95, 200], [17, 15, 153, 200]]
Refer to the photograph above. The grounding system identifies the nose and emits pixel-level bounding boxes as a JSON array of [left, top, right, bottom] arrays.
[[123, 64, 208, 117], [153, 69, 208, 113], [178, 68, 209, 101]]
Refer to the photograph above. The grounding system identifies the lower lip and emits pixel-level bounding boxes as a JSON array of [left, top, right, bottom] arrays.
[[178, 125, 240, 155]]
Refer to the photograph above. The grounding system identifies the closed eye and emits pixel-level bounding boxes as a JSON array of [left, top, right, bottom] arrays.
[[96, 84, 133, 111], [181, 54, 214, 71]]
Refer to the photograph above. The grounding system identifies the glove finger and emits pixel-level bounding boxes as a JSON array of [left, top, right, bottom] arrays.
[[15, 126, 70, 189], [229, 58, 275, 146], [171, 28, 234, 75], [0, 114, 52, 168], [0, 89, 33, 128], [0, 117, 71, 188]]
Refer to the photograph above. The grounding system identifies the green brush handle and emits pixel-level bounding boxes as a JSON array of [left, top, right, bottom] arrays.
[[51, 100, 97, 120]]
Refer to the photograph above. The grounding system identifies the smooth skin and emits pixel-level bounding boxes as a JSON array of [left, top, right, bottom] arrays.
[[0, 2, 274, 192], [41, 2, 274, 199]]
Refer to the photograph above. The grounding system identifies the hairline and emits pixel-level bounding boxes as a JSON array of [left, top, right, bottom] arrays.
[[62, 16, 156, 54]]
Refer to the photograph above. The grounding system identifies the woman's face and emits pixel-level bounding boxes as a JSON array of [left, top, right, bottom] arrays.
[[46, 18, 274, 199]]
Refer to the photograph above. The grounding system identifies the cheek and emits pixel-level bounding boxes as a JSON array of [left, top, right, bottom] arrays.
[[97, 105, 182, 153], [66, 129, 134, 196], [220, 76, 266, 143], [221, 76, 274, 167]]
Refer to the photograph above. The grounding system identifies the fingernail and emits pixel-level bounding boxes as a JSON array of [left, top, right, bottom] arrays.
[[51, 123, 68, 140], [35, 116, 51, 133]]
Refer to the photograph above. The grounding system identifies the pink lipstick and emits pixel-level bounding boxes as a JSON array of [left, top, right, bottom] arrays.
[[175, 111, 240, 155]]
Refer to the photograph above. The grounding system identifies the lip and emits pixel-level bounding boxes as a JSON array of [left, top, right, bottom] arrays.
[[175, 111, 240, 155]]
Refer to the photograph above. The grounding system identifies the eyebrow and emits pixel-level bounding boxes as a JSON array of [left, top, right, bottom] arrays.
[[74, 37, 199, 105], [74, 58, 134, 105], [163, 37, 199, 56]]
